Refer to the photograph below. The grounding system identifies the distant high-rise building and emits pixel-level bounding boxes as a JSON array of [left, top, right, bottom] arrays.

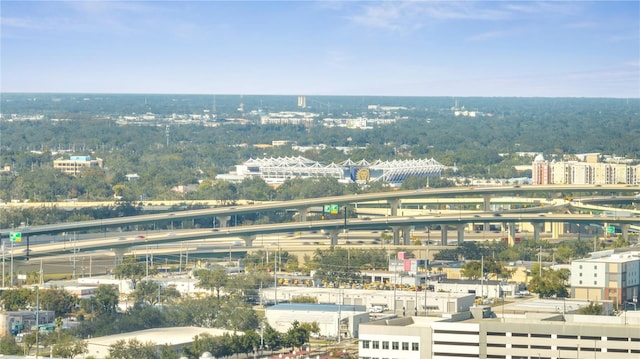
[[531, 154, 640, 185], [297, 95, 306, 108], [532, 154, 550, 185]]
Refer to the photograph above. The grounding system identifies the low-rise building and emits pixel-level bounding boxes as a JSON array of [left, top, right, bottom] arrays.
[[358, 307, 640, 359], [85, 326, 237, 358], [53, 155, 103, 175], [265, 303, 368, 339], [571, 249, 640, 308], [0, 310, 56, 336], [259, 286, 475, 316]]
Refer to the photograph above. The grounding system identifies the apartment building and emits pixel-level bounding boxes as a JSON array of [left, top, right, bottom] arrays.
[[531, 155, 640, 185], [571, 250, 640, 307]]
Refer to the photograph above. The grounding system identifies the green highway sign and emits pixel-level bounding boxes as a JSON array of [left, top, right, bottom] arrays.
[[606, 226, 615, 234], [324, 204, 339, 215], [9, 231, 22, 243]]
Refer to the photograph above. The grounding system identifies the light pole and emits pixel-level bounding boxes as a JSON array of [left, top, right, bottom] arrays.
[[32, 285, 40, 359]]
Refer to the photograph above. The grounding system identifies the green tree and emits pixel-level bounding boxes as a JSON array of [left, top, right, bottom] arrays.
[[39, 287, 77, 317], [577, 302, 603, 315], [115, 256, 156, 289], [237, 177, 274, 201], [0, 335, 22, 355], [299, 321, 320, 338], [132, 280, 161, 306], [262, 322, 283, 351], [194, 267, 228, 300], [0, 288, 31, 311], [284, 320, 309, 351], [108, 338, 160, 359], [291, 295, 318, 304], [89, 284, 119, 316], [461, 261, 482, 280], [527, 264, 569, 298], [50, 332, 88, 359]]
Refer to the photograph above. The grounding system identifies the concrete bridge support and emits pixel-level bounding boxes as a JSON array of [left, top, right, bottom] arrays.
[[506, 223, 517, 246], [441, 227, 448, 246], [113, 248, 127, 266], [217, 216, 231, 228], [622, 224, 630, 242], [402, 226, 412, 245], [298, 207, 309, 222], [456, 224, 465, 244], [391, 227, 401, 245], [240, 235, 256, 247], [388, 199, 400, 217], [551, 222, 562, 240], [532, 222, 544, 241], [483, 195, 492, 212], [328, 229, 340, 246]]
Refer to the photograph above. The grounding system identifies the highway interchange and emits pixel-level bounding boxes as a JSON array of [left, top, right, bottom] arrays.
[[1, 184, 638, 272]]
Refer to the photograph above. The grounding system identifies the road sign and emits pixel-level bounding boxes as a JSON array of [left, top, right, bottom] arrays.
[[606, 226, 615, 234], [324, 204, 339, 215], [9, 231, 21, 243]]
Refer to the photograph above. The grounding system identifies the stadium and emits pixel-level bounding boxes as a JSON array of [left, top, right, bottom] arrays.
[[216, 156, 445, 186]]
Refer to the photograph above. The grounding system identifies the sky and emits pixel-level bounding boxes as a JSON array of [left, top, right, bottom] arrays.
[[1, 1, 639, 98]]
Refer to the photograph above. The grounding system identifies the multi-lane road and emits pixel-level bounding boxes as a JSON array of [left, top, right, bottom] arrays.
[[2, 184, 638, 263]]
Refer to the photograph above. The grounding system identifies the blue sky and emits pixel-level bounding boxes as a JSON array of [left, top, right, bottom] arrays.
[[1, 1, 639, 97]]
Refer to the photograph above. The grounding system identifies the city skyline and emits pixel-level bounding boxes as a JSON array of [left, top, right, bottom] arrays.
[[1, 1, 639, 98]]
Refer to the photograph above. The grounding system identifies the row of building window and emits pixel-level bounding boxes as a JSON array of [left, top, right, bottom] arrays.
[[486, 332, 640, 341], [360, 340, 419, 351]]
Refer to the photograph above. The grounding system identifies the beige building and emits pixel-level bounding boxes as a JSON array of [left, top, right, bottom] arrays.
[[53, 155, 103, 175], [571, 249, 640, 308], [532, 155, 640, 185]]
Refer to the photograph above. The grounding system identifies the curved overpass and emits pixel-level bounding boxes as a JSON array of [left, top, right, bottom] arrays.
[[2, 184, 638, 238], [15, 212, 640, 260]]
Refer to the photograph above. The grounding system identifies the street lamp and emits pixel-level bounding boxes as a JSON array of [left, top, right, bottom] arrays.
[[31, 285, 39, 359]]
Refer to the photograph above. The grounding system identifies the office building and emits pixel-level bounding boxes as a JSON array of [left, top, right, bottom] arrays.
[[53, 155, 104, 175], [358, 307, 640, 359]]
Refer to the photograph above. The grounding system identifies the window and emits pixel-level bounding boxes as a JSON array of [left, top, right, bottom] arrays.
[[392, 342, 399, 350], [512, 344, 527, 349], [531, 345, 551, 350], [412, 342, 419, 351], [581, 336, 600, 340], [531, 334, 551, 338], [579, 280, 583, 284], [511, 333, 528, 337], [372, 341, 379, 349], [361, 340, 370, 349], [382, 341, 389, 350], [557, 335, 578, 339]]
